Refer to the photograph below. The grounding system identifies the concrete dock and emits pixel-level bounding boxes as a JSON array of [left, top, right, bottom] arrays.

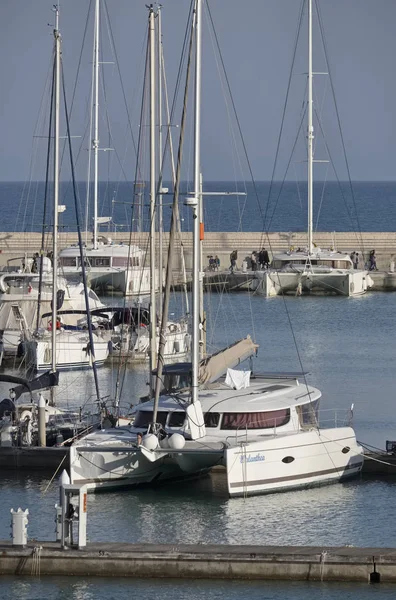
[[2, 230, 396, 276], [0, 540, 394, 582]]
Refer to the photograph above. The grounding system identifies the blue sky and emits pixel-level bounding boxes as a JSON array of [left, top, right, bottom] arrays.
[[0, 0, 395, 182]]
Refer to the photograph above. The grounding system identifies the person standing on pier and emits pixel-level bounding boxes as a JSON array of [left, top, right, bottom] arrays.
[[353, 252, 359, 270], [230, 249, 238, 273]]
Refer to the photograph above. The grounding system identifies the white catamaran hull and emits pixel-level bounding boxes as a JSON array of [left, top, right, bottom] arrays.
[[70, 426, 363, 495], [253, 269, 372, 297], [225, 427, 363, 496]]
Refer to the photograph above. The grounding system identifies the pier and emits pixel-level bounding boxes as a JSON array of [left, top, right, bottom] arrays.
[[1, 231, 396, 276], [0, 540, 394, 582]]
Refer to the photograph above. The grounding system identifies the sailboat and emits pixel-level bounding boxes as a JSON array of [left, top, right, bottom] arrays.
[[24, 7, 110, 371], [70, 0, 363, 496], [58, 0, 154, 297], [0, 257, 106, 360], [253, 1, 373, 298]]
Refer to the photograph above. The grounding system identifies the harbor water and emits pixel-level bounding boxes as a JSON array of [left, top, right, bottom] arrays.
[[1, 291, 396, 597]]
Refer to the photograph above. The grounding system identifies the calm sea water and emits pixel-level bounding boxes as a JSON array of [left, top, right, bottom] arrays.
[[1, 291, 396, 596], [3, 180, 396, 233]]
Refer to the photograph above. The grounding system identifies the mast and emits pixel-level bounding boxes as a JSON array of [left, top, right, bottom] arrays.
[[192, 0, 202, 405], [93, 0, 100, 250], [149, 5, 157, 378], [157, 5, 163, 315], [307, 0, 314, 255], [51, 5, 61, 383]]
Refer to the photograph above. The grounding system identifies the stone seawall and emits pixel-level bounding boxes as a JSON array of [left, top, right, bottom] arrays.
[[0, 231, 395, 272]]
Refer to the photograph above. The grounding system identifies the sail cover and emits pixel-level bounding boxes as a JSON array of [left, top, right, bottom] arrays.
[[199, 336, 258, 384]]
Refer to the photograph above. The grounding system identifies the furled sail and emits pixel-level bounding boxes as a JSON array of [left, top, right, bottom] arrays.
[[199, 336, 258, 384]]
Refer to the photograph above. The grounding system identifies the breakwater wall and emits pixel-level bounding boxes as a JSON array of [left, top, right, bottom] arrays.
[[1, 231, 395, 273]]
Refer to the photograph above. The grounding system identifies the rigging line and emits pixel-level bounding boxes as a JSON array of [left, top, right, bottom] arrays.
[[59, 0, 93, 173], [266, 106, 307, 232], [118, 2, 195, 401], [115, 33, 150, 402], [61, 59, 101, 405], [17, 53, 54, 232], [36, 55, 56, 332], [315, 0, 365, 254], [153, 2, 196, 426], [41, 452, 68, 496], [103, 0, 138, 161], [205, 1, 308, 375], [313, 105, 364, 250], [315, 162, 329, 232], [205, 1, 265, 227], [204, 6, 248, 233], [260, 0, 306, 234]]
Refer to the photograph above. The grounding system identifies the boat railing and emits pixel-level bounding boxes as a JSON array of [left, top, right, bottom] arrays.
[[227, 415, 289, 444], [315, 408, 353, 428]]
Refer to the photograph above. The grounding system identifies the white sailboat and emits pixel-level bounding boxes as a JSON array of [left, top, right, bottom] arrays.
[[0, 257, 105, 359], [24, 7, 110, 372], [70, 0, 363, 496], [253, 1, 373, 297], [58, 0, 154, 297]]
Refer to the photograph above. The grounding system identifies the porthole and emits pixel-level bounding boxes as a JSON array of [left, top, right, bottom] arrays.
[[342, 446, 351, 454], [282, 456, 295, 464]]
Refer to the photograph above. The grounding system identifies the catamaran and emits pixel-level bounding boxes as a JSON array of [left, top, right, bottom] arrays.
[[70, 0, 363, 496], [253, 1, 373, 297]]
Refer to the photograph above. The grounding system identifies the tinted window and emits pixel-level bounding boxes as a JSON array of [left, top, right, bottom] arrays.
[[168, 412, 186, 427], [204, 413, 220, 428], [133, 410, 168, 428], [221, 409, 290, 430]]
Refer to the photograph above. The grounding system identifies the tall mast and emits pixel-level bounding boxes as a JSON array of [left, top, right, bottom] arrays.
[[157, 5, 163, 315], [93, 0, 100, 250], [51, 5, 61, 378], [307, 0, 314, 255], [149, 5, 157, 378], [192, 0, 202, 405]]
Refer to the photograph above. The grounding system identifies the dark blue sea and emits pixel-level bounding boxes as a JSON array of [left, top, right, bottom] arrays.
[[3, 180, 396, 234], [1, 290, 396, 598]]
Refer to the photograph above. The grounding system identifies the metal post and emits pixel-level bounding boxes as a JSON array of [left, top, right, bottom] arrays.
[[93, 0, 100, 250], [149, 5, 157, 383], [192, 0, 202, 405], [51, 7, 60, 390], [307, 0, 314, 255]]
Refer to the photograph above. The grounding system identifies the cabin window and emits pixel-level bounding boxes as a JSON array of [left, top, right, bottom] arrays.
[[113, 257, 128, 267], [133, 410, 168, 428], [94, 257, 111, 267], [221, 409, 290, 430], [272, 260, 284, 269], [60, 258, 76, 267], [297, 400, 319, 427], [77, 257, 91, 268], [168, 412, 186, 427], [132, 257, 140, 267], [204, 412, 220, 428]]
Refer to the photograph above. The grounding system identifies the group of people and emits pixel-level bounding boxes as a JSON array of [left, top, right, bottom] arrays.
[[350, 249, 378, 271], [229, 248, 270, 273], [207, 255, 220, 271], [250, 248, 270, 271]]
